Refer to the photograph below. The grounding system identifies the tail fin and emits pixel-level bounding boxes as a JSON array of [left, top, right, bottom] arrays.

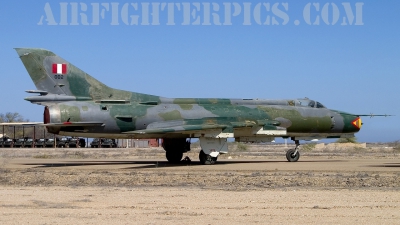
[[15, 48, 158, 102]]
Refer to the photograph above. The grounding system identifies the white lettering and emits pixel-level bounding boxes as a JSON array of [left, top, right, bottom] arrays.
[[202, 3, 211, 25], [91, 3, 100, 25], [59, 2, 68, 25], [321, 3, 339, 25], [341, 2, 364, 25], [211, 3, 221, 25], [36, 2, 364, 26], [253, 3, 263, 25], [79, 3, 89, 25], [111, 2, 119, 25], [242, 2, 251, 25], [182, 3, 190, 25], [141, 3, 150, 25], [191, 2, 201, 25], [223, 3, 241, 25], [166, 3, 180, 25], [70, 3, 79, 25], [37, 3, 57, 25], [100, 3, 109, 20], [151, 3, 161, 25], [272, 3, 289, 25], [303, 3, 320, 25]]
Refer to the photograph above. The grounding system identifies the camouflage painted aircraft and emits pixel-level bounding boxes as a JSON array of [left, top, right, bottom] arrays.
[[15, 48, 369, 164]]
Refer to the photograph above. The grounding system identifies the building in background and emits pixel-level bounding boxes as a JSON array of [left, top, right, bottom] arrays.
[[120, 139, 160, 148]]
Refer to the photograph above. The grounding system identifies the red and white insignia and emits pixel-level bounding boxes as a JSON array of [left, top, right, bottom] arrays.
[[52, 63, 67, 74]]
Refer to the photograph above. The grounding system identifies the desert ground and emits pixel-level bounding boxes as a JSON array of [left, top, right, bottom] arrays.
[[0, 143, 399, 224]]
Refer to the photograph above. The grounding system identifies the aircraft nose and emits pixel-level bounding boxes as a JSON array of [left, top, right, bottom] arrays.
[[342, 113, 362, 133], [351, 117, 362, 130]]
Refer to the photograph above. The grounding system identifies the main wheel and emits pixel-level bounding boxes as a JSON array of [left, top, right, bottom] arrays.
[[286, 149, 300, 162], [199, 150, 217, 165], [166, 151, 183, 163], [199, 150, 207, 164]]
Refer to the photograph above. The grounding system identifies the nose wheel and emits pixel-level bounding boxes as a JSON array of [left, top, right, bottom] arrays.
[[286, 140, 300, 162]]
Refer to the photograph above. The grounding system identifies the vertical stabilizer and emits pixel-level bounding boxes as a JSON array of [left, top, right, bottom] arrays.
[[15, 48, 159, 102]]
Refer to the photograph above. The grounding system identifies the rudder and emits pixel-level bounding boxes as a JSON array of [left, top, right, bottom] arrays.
[[16, 48, 118, 100]]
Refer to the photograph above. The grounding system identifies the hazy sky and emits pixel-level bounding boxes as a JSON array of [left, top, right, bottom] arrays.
[[0, 1, 399, 142]]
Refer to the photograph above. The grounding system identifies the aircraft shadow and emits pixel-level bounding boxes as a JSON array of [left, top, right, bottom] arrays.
[[22, 159, 346, 169], [365, 163, 400, 168]]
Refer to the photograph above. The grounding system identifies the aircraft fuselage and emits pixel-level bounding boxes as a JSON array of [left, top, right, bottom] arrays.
[[43, 98, 360, 140]]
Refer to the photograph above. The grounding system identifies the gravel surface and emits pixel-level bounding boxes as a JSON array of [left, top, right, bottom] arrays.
[[0, 187, 399, 224], [0, 146, 399, 224]]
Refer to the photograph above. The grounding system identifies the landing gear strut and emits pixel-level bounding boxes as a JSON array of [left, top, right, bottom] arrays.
[[199, 150, 217, 165], [286, 140, 300, 162]]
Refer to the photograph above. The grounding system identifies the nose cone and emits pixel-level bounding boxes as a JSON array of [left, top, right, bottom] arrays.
[[341, 112, 362, 133], [351, 117, 362, 130]]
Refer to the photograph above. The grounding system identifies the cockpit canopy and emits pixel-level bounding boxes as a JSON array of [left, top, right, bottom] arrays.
[[295, 99, 326, 108]]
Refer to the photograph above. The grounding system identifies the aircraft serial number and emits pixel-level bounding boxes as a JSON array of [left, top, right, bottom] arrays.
[[54, 75, 64, 79]]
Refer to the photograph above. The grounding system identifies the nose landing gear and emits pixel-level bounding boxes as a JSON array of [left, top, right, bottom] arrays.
[[286, 140, 300, 162]]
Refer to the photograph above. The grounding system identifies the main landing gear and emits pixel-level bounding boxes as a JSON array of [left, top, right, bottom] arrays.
[[199, 150, 218, 165], [162, 138, 190, 163], [286, 140, 300, 162], [165, 151, 184, 163], [162, 138, 221, 165]]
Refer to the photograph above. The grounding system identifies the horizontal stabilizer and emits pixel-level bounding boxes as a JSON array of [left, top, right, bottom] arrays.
[[24, 94, 92, 103], [43, 122, 104, 127], [0, 122, 44, 126], [25, 90, 48, 95]]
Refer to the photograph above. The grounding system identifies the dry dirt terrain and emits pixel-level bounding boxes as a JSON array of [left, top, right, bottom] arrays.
[[0, 144, 399, 224]]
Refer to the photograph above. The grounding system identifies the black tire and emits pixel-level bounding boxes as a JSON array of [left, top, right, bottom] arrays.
[[166, 151, 183, 163], [199, 150, 217, 165], [286, 149, 300, 162], [199, 150, 207, 164]]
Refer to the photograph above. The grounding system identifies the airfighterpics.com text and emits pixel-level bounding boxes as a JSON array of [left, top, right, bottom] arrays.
[[38, 2, 364, 26]]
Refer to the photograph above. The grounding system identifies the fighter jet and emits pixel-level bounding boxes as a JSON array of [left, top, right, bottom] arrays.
[[15, 48, 369, 164]]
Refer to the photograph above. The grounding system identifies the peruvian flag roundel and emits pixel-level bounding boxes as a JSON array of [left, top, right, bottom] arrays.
[[52, 63, 67, 74]]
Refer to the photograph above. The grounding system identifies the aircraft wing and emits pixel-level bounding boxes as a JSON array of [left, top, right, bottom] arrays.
[[125, 124, 227, 134], [124, 119, 285, 136]]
